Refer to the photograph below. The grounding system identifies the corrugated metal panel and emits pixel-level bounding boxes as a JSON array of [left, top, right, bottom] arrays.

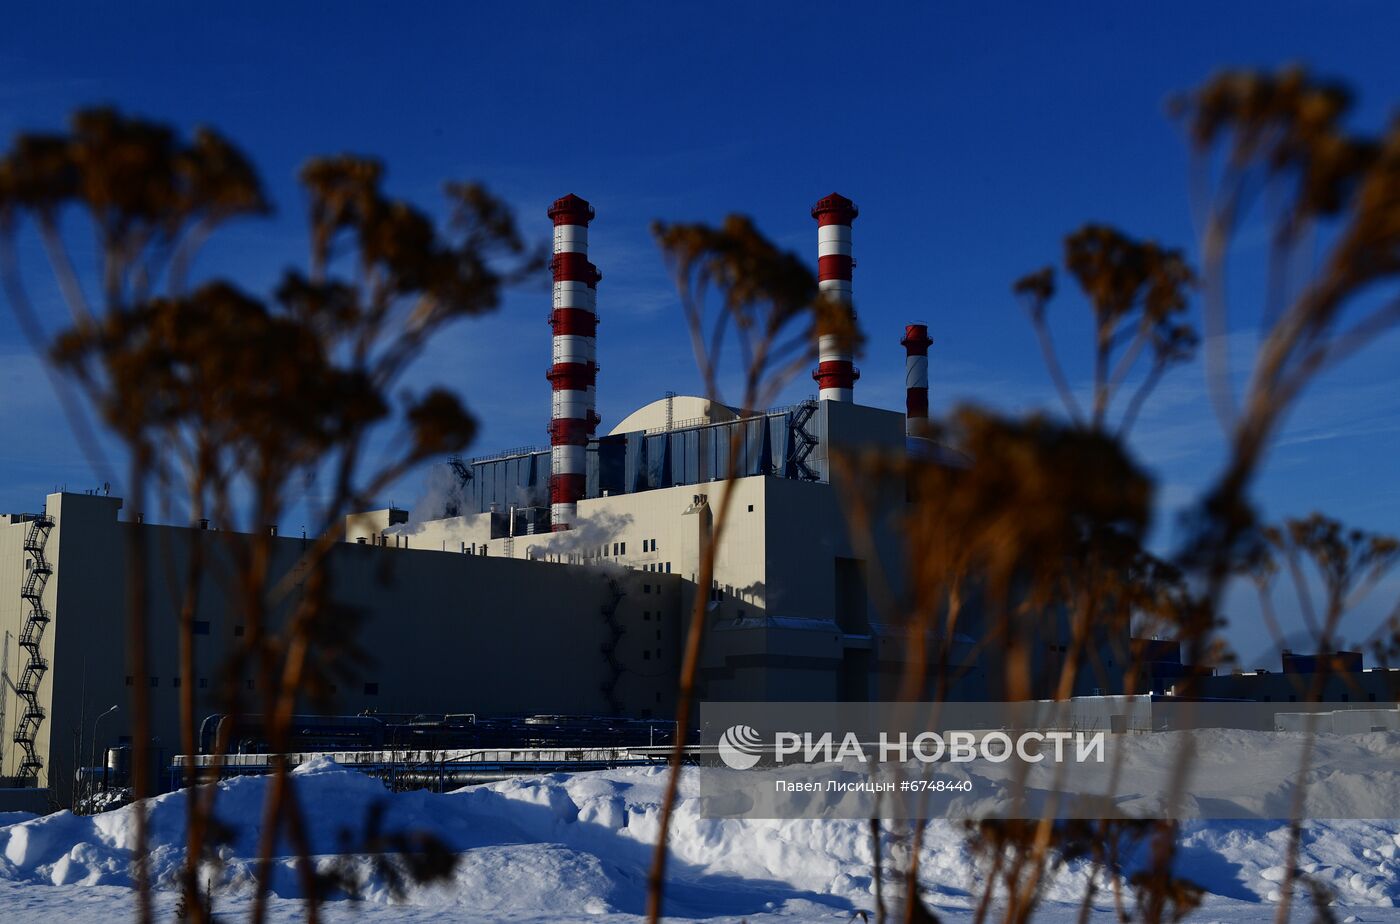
[[466, 451, 550, 514], [458, 404, 823, 513]]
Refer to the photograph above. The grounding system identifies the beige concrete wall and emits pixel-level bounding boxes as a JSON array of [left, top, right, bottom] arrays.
[[350, 396, 1125, 706], [9, 492, 683, 804], [344, 507, 407, 544], [363, 398, 977, 704], [0, 513, 47, 783], [381, 510, 498, 553]]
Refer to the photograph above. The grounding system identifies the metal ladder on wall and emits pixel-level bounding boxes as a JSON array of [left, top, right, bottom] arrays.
[[13, 514, 55, 781]]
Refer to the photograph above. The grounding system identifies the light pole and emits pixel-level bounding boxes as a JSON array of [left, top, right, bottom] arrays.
[[87, 705, 118, 810]]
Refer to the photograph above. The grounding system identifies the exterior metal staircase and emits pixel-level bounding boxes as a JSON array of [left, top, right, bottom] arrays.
[[598, 579, 626, 714], [786, 399, 821, 481], [13, 514, 54, 781], [444, 456, 473, 517]]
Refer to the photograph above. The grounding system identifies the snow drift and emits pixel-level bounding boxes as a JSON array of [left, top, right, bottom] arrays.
[[0, 751, 1397, 921]]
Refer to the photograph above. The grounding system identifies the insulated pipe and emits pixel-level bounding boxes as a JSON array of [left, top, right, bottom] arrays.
[[901, 323, 933, 436], [547, 194, 600, 531], [811, 193, 860, 402]]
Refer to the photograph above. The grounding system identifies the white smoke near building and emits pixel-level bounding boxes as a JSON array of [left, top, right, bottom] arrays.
[[525, 510, 635, 567], [510, 482, 547, 510], [410, 463, 467, 523]]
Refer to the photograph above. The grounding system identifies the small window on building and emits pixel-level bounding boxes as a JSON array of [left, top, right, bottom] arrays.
[[643, 650, 651, 661], [656, 630, 661, 640], [234, 625, 245, 637], [149, 676, 159, 687], [246, 679, 254, 691], [173, 677, 181, 688], [655, 648, 662, 658], [364, 682, 379, 695], [198, 678, 208, 690], [125, 675, 134, 687], [1369, 693, 1377, 702], [748, 505, 754, 512], [643, 584, 651, 594], [665, 562, 671, 573], [193, 620, 210, 635], [620, 542, 626, 555]]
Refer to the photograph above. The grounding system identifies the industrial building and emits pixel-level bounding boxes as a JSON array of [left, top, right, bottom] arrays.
[[0, 192, 1076, 805], [0, 490, 686, 803], [344, 193, 981, 703], [1183, 649, 1400, 704]]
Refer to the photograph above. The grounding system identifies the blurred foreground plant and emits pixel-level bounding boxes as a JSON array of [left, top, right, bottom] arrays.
[[819, 66, 1400, 924], [0, 108, 541, 923], [644, 215, 843, 922]]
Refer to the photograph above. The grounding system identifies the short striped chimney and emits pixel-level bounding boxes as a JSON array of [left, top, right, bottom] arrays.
[[546, 194, 601, 531], [901, 323, 933, 435], [811, 193, 859, 402]]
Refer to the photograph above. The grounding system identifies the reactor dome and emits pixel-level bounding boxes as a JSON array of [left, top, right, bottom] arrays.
[[608, 395, 739, 436]]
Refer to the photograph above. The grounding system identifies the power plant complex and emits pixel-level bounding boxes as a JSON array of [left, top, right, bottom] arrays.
[[8, 192, 1384, 807], [0, 192, 978, 802]]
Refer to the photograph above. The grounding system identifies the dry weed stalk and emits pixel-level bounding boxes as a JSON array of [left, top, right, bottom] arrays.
[[0, 109, 540, 922], [848, 66, 1400, 923], [644, 215, 846, 922]]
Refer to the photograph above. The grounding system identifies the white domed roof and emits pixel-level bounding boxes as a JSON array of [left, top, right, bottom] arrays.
[[608, 395, 738, 436]]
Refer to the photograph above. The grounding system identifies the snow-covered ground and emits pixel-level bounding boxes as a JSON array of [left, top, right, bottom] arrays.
[[0, 756, 1398, 922]]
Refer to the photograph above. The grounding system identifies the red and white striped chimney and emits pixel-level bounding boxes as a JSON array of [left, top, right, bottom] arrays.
[[812, 193, 860, 402], [901, 323, 933, 436], [547, 194, 601, 531]]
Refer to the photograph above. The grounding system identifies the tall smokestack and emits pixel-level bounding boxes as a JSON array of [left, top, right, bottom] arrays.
[[812, 193, 859, 402], [901, 323, 933, 436], [547, 194, 600, 531]]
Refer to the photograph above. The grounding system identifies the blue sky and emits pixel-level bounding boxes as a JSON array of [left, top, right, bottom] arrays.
[[3, 2, 1399, 662]]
